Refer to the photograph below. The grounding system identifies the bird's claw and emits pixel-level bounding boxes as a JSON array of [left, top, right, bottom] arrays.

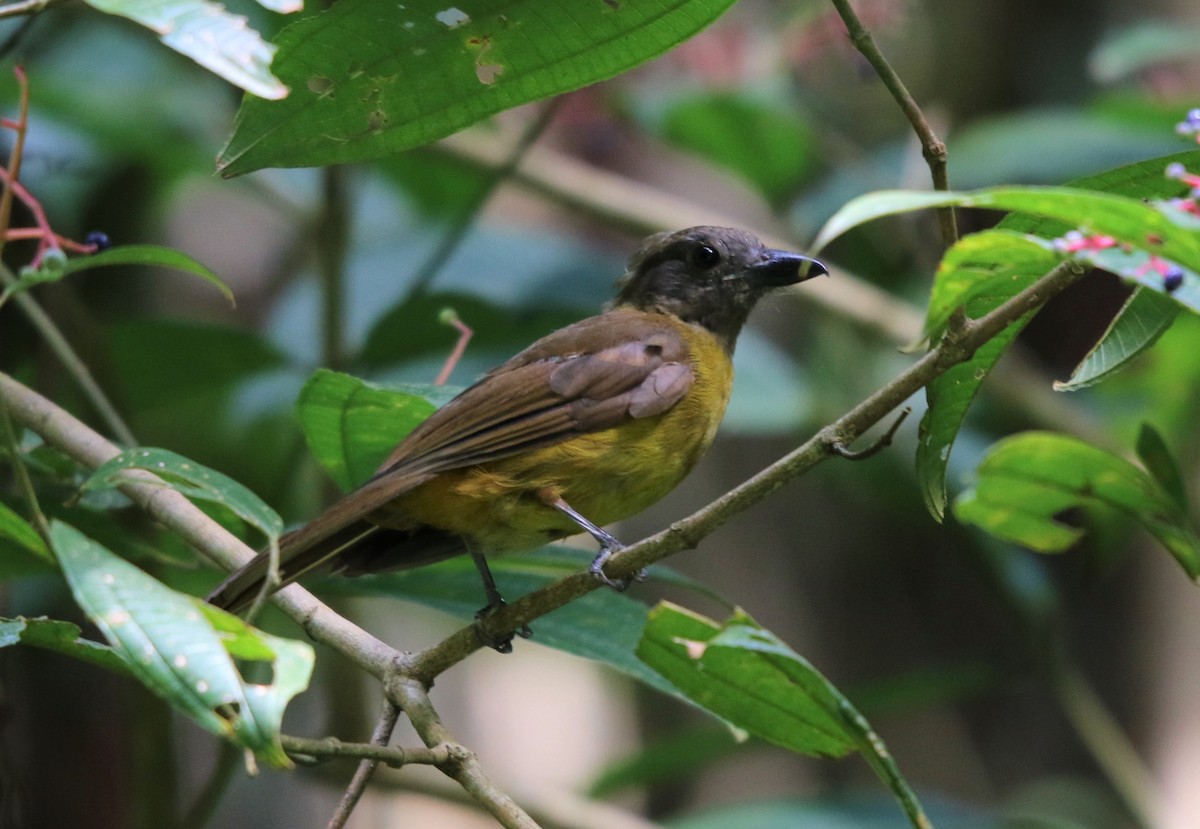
[[588, 545, 646, 591], [473, 599, 532, 653]]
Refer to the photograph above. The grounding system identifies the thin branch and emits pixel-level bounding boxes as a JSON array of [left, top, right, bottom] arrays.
[[0, 65, 28, 263], [828, 0, 958, 247], [1, 265, 137, 445], [410, 260, 1087, 680], [0, 0, 59, 19], [390, 676, 543, 829], [281, 733, 449, 769], [326, 701, 402, 829], [0, 370, 399, 678], [0, 390, 47, 539], [1051, 661, 1158, 829]]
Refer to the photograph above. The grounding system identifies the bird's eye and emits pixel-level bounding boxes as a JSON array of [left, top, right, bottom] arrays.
[[691, 244, 720, 269]]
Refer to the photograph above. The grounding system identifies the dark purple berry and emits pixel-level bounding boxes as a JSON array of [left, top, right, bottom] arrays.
[[84, 231, 110, 251], [1164, 266, 1184, 293]]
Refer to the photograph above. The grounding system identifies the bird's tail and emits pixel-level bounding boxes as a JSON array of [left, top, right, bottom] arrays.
[[206, 520, 379, 614]]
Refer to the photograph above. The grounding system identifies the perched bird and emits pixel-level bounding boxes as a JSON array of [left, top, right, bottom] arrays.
[[208, 226, 825, 648]]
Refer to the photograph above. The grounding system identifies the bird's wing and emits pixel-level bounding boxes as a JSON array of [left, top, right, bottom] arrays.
[[373, 308, 694, 474], [207, 309, 695, 611]]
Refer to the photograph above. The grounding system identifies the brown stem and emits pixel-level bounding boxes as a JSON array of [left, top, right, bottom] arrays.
[[828, 0, 958, 247]]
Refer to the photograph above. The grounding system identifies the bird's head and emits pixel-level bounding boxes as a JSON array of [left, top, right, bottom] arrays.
[[612, 226, 826, 353]]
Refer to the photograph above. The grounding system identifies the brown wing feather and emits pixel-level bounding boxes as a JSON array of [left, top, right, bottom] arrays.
[[208, 308, 696, 611]]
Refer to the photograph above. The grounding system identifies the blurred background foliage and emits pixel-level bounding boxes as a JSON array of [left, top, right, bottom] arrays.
[[4, 0, 1200, 828]]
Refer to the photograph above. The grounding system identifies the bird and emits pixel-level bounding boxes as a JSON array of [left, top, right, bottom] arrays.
[[207, 226, 826, 649]]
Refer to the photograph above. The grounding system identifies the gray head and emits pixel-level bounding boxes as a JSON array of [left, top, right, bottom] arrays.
[[613, 226, 827, 352]]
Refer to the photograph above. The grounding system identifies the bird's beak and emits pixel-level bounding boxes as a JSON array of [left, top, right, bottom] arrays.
[[746, 250, 829, 288]]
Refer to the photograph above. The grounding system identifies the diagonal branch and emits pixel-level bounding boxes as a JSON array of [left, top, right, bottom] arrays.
[[409, 259, 1087, 679], [828, 0, 958, 247]]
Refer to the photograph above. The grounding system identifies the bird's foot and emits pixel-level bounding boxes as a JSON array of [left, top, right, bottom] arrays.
[[473, 599, 532, 654], [588, 544, 647, 591]]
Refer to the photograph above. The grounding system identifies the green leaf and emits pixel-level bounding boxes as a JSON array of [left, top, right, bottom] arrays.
[[1135, 423, 1189, 512], [79, 0, 293, 99], [953, 432, 1200, 579], [5, 245, 234, 307], [61, 244, 234, 306], [922, 229, 1060, 339], [904, 153, 1200, 519], [81, 448, 283, 549], [323, 547, 689, 699], [52, 522, 313, 766], [218, 0, 739, 175], [637, 604, 930, 829], [0, 616, 130, 675], [295, 369, 453, 491], [637, 605, 855, 756], [816, 186, 1200, 279], [1055, 288, 1179, 391], [0, 500, 52, 563]]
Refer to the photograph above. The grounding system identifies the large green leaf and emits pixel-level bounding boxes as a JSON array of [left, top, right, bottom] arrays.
[[830, 153, 1200, 520], [218, 0, 738, 175], [295, 369, 455, 491], [637, 604, 930, 829], [80, 0, 294, 98], [954, 432, 1200, 579], [52, 522, 314, 766]]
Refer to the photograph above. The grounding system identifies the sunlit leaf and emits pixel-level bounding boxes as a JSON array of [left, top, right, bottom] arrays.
[[52, 522, 314, 766], [954, 432, 1200, 579], [80, 0, 292, 98], [218, 0, 739, 174]]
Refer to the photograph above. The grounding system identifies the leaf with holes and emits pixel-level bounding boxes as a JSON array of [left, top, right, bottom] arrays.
[[218, 0, 739, 175], [52, 522, 314, 765], [954, 432, 1200, 579]]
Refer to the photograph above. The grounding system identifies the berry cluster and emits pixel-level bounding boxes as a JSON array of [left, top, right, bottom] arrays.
[[1175, 109, 1200, 143]]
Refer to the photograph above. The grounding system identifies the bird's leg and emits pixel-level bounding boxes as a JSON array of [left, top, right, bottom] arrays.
[[547, 496, 647, 591], [469, 548, 531, 653]]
